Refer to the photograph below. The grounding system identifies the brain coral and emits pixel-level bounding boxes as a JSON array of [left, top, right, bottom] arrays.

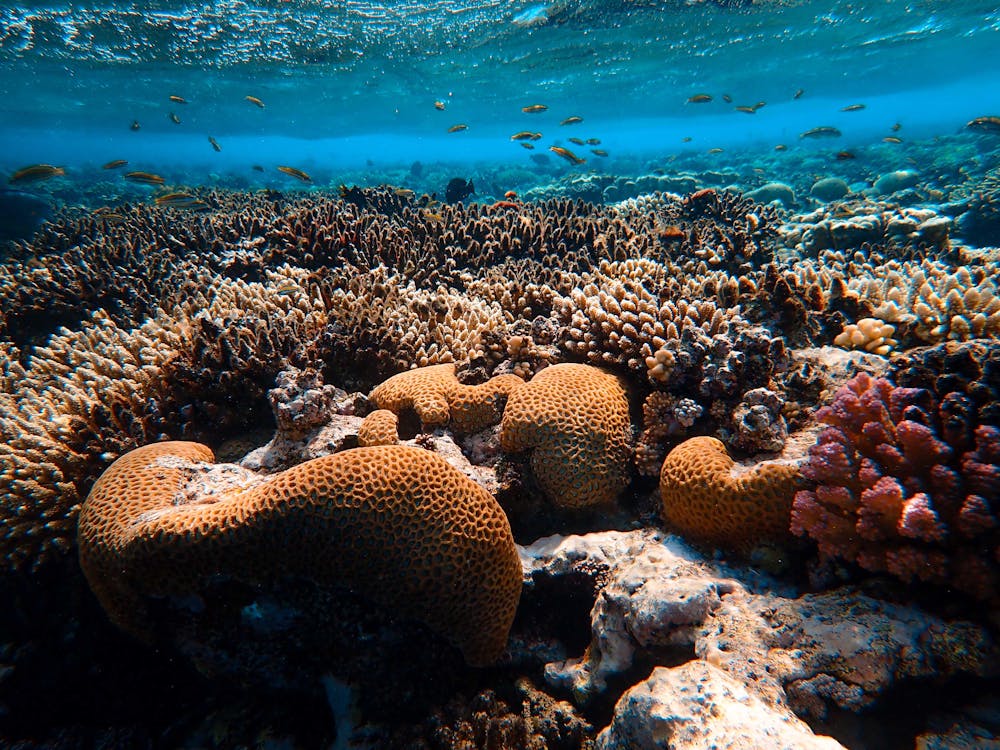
[[357, 409, 400, 447], [791, 372, 1000, 599], [78, 441, 522, 666], [659, 436, 801, 549], [371, 363, 523, 433], [499, 363, 632, 508]]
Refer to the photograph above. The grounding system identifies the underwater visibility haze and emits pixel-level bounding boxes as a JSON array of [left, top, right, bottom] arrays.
[[1, 1, 1000, 749]]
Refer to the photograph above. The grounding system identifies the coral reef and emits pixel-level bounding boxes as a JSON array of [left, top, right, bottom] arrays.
[[791, 371, 1000, 599], [79, 441, 522, 666], [357, 409, 401, 447], [659, 437, 801, 549], [500, 364, 632, 508]]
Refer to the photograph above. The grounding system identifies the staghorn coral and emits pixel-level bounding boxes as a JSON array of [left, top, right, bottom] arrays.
[[791, 371, 1000, 599], [659, 436, 801, 550], [371, 363, 523, 433], [500, 363, 632, 508], [78, 441, 522, 667], [357, 409, 401, 447]]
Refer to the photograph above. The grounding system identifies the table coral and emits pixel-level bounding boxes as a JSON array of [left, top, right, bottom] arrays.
[[659, 436, 801, 549], [790, 371, 1000, 599], [370, 363, 523, 433], [78, 441, 522, 666], [500, 363, 632, 508]]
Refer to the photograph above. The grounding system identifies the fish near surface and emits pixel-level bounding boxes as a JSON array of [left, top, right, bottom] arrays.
[[0, 190, 51, 242], [800, 126, 842, 139], [9, 164, 65, 184]]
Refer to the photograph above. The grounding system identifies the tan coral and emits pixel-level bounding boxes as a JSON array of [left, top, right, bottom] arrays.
[[78, 441, 522, 667], [500, 363, 632, 508], [659, 436, 800, 549], [370, 363, 523, 433], [833, 317, 897, 356], [357, 409, 400, 447]]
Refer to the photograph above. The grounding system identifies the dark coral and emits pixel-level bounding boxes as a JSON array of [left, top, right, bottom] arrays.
[[791, 371, 1000, 599]]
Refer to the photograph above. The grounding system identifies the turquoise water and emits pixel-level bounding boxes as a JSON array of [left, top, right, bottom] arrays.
[[2, 0, 999, 176]]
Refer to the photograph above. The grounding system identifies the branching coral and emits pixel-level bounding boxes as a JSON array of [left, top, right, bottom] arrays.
[[791, 372, 1000, 599], [79, 441, 522, 666]]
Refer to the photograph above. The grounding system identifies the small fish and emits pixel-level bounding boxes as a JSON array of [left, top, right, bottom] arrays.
[[682, 136, 692, 143], [590, 148, 608, 157], [722, 94, 732, 103], [568, 137, 585, 145], [687, 94, 712, 104], [891, 122, 902, 132], [9, 164, 65, 184], [422, 210, 444, 223], [586, 138, 600, 145], [841, 103, 866, 112], [549, 145, 585, 165], [124, 171, 165, 185], [774, 144, 788, 151], [835, 150, 856, 160], [130, 120, 141, 131], [434, 100, 446, 110], [707, 147, 724, 154], [169, 95, 187, 104], [966, 116, 1000, 134], [94, 209, 125, 224], [169, 112, 181, 124], [155, 192, 196, 205], [882, 136, 903, 144], [245, 95, 265, 108], [520, 142, 535, 149], [102, 159, 128, 170], [252, 165, 264, 172], [394, 188, 416, 199], [208, 136, 221, 152], [511, 131, 541, 141], [277, 165, 312, 182], [793, 88, 804, 99], [800, 126, 842, 139], [560, 116, 583, 125], [522, 104, 548, 113], [753, 101, 766, 110], [735, 106, 756, 114], [447, 123, 468, 133]]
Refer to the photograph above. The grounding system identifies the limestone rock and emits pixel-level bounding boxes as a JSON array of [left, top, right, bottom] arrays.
[[596, 662, 846, 750], [810, 177, 850, 202]]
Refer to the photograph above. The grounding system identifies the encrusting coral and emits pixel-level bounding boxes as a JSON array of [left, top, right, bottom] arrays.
[[790, 371, 1000, 599], [370, 363, 523, 433], [659, 436, 801, 549], [500, 364, 632, 508], [78, 441, 523, 666]]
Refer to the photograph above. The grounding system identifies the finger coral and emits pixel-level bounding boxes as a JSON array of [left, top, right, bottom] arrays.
[[790, 371, 1000, 599], [659, 436, 801, 549], [370, 363, 523, 433], [500, 363, 632, 508], [78, 441, 522, 666]]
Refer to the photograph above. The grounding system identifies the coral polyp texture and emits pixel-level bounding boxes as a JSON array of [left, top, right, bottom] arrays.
[[659, 436, 801, 549], [78, 441, 522, 666], [370, 363, 523, 433], [500, 363, 632, 508], [791, 371, 1000, 599], [357, 409, 401, 447]]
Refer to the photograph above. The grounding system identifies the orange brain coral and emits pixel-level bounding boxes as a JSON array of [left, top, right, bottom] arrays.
[[357, 409, 400, 447], [78, 441, 522, 666], [370, 363, 523, 433], [659, 436, 800, 549], [499, 363, 632, 508]]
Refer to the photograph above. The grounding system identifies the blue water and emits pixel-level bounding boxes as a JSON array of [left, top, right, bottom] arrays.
[[2, 0, 999, 183]]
